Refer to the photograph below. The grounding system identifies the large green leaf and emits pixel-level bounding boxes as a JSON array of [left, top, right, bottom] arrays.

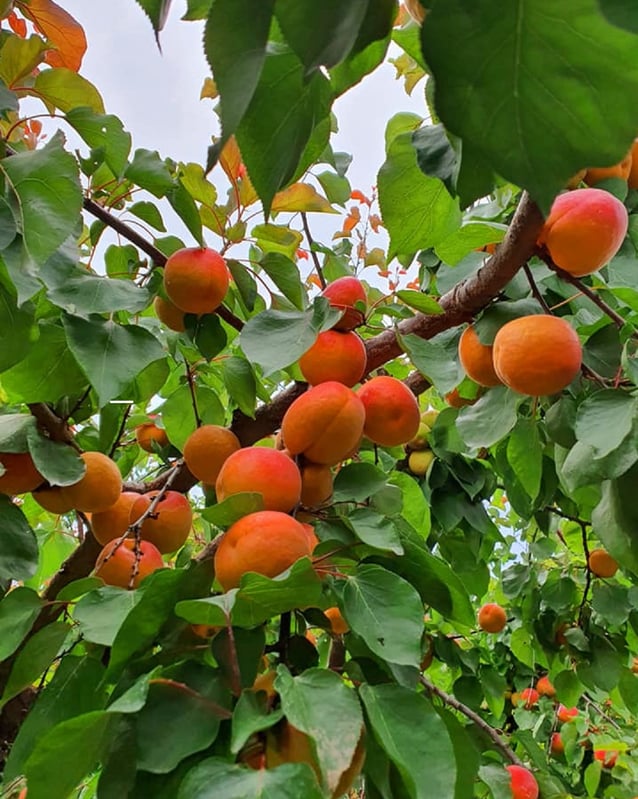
[[591, 464, 638, 576], [124, 149, 174, 197], [66, 107, 131, 177], [0, 33, 48, 87], [0, 586, 41, 662], [0, 495, 39, 582], [26, 427, 85, 487], [360, 684, 457, 799], [422, 0, 638, 212], [178, 760, 323, 799], [0, 277, 37, 371], [159, 383, 225, 451], [260, 253, 307, 310], [574, 389, 637, 458], [32, 68, 104, 114], [456, 386, 523, 449], [506, 419, 543, 502], [0, 133, 82, 264], [401, 330, 464, 395], [73, 586, 142, 647]]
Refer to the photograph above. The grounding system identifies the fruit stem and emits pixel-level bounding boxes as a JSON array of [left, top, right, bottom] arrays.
[[301, 212, 326, 289], [523, 264, 552, 314]]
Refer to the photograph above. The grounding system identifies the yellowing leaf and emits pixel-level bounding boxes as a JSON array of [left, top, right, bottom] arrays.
[[271, 182, 337, 214], [200, 77, 218, 100], [219, 135, 243, 182], [17, 0, 87, 72]]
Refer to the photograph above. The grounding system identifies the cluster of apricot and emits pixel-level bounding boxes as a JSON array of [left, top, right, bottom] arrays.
[[404, 409, 438, 476]]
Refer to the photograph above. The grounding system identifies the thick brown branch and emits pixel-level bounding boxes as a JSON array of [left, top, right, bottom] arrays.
[[28, 403, 77, 447]]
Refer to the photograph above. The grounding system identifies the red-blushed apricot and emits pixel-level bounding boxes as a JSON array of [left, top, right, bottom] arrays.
[[0, 452, 43, 495], [557, 704, 578, 723], [321, 276, 367, 331], [281, 382, 365, 466], [60, 452, 122, 513], [163, 247, 229, 315], [153, 295, 186, 332], [628, 139, 638, 189], [90, 491, 140, 546], [478, 602, 507, 633], [537, 188, 628, 276], [356, 376, 420, 447], [300, 463, 333, 507], [129, 490, 193, 554], [300, 523, 319, 552], [506, 765, 539, 799], [594, 749, 618, 768], [588, 548, 618, 578], [324, 606, 349, 635], [514, 688, 539, 709], [584, 150, 633, 186], [299, 330, 367, 387], [135, 421, 169, 452], [215, 447, 301, 513], [492, 315, 582, 396], [183, 424, 241, 485], [214, 511, 313, 591], [458, 325, 502, 387], [550, 732, 564, 757], [536, 675, 555, 697], [94, 538, 164, 589], [32, 486, 75, 514]]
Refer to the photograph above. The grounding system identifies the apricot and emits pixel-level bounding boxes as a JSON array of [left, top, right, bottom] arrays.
[[408, 449, 434, 476], [215, 447, 301, 513], [550, 732, 564, 757], [536, 675, 555, 697], [183, 424, 241, 484], [163, 247, 229, 315], [628, 139, 638, 189], [357, 376, 420, 447], [191, 624, 221, 639], [477, 602, 507, 633], [492, 315, 581, 396], [458, 325, 502, 387], [0, 452, 43, 495], [153, 295, 186, 332], [537, 188, 628, 276], [506, 765, 539, 799], [60, 452, 122, 513], [129, 490, 193, 554], [514, 688, 539, 709], [584, 149, 633, 186], [324, 606, 349, 635], [300, 522, 319, 552], [321, 276, 367, 331], [557, 704, 578, 723], [32, 486, 75, 514], [281, 382, 365, 466], [588, 547, 618, 578], [300, 463, 333, 507], [94, 538, 164, 589], [299, 330, 367, 387], [594, 749, 618, 768], [214, 510, 313, 590], [90, 491, 140, 546], [135, 420, 169, 452]]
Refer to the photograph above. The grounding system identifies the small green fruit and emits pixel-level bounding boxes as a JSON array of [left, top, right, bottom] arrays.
[[408, 449, 434, 476], [420, 410, 439, 428]]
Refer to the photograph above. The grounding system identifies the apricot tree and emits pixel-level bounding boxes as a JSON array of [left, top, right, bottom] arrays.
[[1, 1, 638, 798]]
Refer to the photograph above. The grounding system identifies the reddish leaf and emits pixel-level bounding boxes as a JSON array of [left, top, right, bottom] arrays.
[[17, 0, 87, 72]]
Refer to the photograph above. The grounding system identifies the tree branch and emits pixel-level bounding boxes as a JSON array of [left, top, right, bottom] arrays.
[[28, 403, 78, 448], [301, 212, 326, 289]]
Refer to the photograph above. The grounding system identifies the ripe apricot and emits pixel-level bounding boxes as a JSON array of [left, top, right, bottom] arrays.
[[492, 315, 582, 396], [557, 704, 578, 723], [321, 276, 367, 331], [537, 188, 628, 276], [135, 420, 169, 452], [477, 602, 507, 633], [215, 447, 302, 512], [628, 139, 638, 189], [588, 548, 618, 578], [32, 486, 75, 514], [458, 325, 502, 387], [324, 606, 349, 635], [300, 463, 333, 507], [357, 376, 420, 447], [94, 538, 164, 589], [550, 732, 564, 757], [594, 749, 618, 768], [153, 295, 186, 332], [214, 511, 313, 590], [584, 149, 633, 186], [90, 491, 140, 546], [163, 247, 229, 315], [129, 490, 193, 554], [0, 452, 43, 495], [515, 688, 539, 709], [536, 675, 555, 697], [60, 452, 122, 513], [299, 330, 367, 387], [300, 522, 319, 552], [506, 765, 539, 799], [183, 424, 241, 485], [281, 382, 365, 466]]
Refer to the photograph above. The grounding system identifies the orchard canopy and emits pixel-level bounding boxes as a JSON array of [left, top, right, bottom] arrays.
[[2, 1, 638, 798]]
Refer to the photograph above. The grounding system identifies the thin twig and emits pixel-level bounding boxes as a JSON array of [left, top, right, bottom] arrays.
[[83, 197, 167, 266], [523, 264, 552, 314], [301, 212, 326, 289], [185, 364, 202, 428], [578, 520, 592, 624], [108, 402, 133, 458], [583, 694, 622, 732], [63, 386, 92, 422], [148, 678, 232, 719]]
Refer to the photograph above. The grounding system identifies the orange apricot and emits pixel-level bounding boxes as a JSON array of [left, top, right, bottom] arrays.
[[584, 149, 633, 186], [94, 539, 164, 589], [588, 548, 619, 578], [135, 420, 169, 452], [90, 491, 140, 546], [492, 315, 582, 396], [153, 295, 186, 332], [281, 382, 365, 466], [594, 749, 618, 768], [628, 139, 638, 189], [506, 765, 539, 799], [324, 606, 349, 635], [321, 276, 367, 331], [0, 452, 43, 495], [458, 325, 502, 387], [557, 704, 578, 723], [515, 688, 540, 709], [60, 452, 122, 513], [477, 602, 507, 633], [550, 732, 564, 757], [537, 187, 628, 277], [129, 490, 193, 554], [536, 675, 555, 697], [299, 330, 367, 387], [183, 424, 241, 484], [191, 624, 221, 639], [163, 247, 229, 315], [32, 486, 75, 514], [300, 522, 319, 552], [214, 511, 313, 590], [356, 376, 420, 447], [215, 447, 301, 513], [300, 463, 333, 507]]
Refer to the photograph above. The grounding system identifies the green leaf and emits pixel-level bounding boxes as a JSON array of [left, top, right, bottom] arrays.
[[574, 390, 637, 458], [389, 471, 431, 536], [178, 760, 323, 799], [73, 586, 142, 647], [346, 507, 403, 554], [401, 330, 464, 394], [135, 0, 173, 38], [23, 711, 116, 799], [0, 78, 18, 116], [128, 201, 165, 231], [456, 387, 522, 449], [201, 493, 265, 527], [599, 0, 638, 32], [591, 465, 638, 576], [26, 427, 85, 487], [185, 313, 228, 360], [228, 259, 258, 311], [360, 683, 457, 799], [0, 587, 41, 661], [343, 564, 423, 666], [584, 760, 602, 797], [0, 495, 39, 581], [168, 179, 203, 245], [1, 621, 69, 707], [0, 34, 48, 87], [553, 670, 585, 708], [0, 414, 34, 452], [506, 420, 543, 502], [124, 149, 174, 198], [32, 68, 104, 114], [62, 314, 164, 406], [316, 171, 351, 205], [66, 107, 131, 177], [0, 133, 82, 264], [423, 0, 638, 212], [260, 253, 306, 310], [333, 462, 388, 502], [223, 356, 257, 418], [0, 279, 37, 371], [252, 223, 304, 259], [395, 290, 444, 315], [231, 690, 284, 754], [159, 384, 225, 451], [435, 222, 507, 266], [378, 131, 460, 260]]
